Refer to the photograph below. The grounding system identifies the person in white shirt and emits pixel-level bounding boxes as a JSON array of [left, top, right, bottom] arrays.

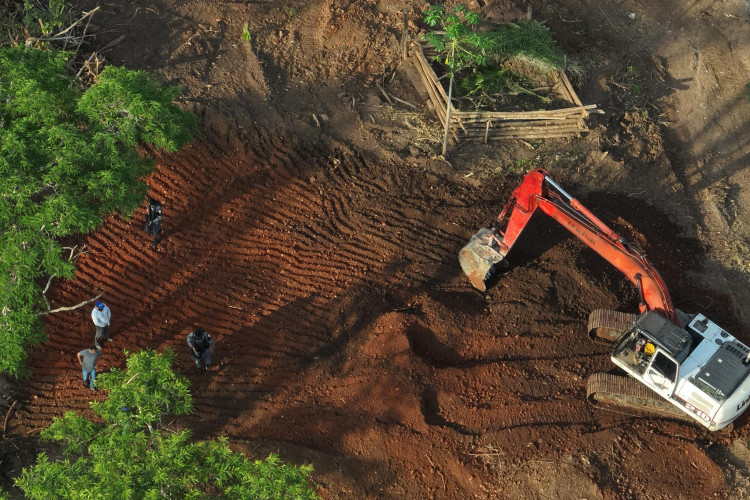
[[91, 301, 111, 349]]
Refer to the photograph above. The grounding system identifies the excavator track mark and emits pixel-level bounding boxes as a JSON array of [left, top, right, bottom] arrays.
[[586, 373, 694, 422], [588, 309, 637, 342]]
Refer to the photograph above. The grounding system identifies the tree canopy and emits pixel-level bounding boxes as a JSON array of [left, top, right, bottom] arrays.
[[15, 349, 318, 499], [0, 46, 196, 376]]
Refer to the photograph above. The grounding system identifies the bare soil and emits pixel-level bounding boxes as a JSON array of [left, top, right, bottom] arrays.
[[2, 1, 750, 499]]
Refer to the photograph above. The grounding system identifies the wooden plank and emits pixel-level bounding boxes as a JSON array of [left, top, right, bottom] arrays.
[[410, 54, 459, 141], [462, 123, 584, 135], [418, 74, 459, 141], [452, 115, 469, 134], [413, 59, 442, 111], [402, 57, 429, 101], [401, 9, 409, 59], [485, 127, 584, 137], [553, 73, 575, 105], [415, 60, 446, 124], [486, 132, 582, 140], [451, 105, 596, 121], [413, 48, 450, 102], [559, 71, 583, 107], [455, 113, 568, 121], [467, 123, 585, 137], [456, 117, 573, 126], [553, 79, 569, 102], [410, 55, 442, 113], [457, 118, 583, 129]]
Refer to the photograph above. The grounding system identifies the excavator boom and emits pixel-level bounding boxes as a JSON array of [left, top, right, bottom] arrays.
[[459, 168, 677, 324]]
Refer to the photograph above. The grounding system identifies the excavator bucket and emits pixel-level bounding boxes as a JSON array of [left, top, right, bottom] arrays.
[[458, 228, 507, 291]]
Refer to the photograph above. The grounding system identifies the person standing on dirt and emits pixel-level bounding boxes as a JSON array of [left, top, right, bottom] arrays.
[[77, 346, 102, 392], [187, 328, 215, 374], [91, 301, 111, 350], [144, 198, 163, 249]]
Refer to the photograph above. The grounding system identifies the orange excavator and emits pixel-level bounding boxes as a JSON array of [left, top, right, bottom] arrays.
[[459, 169, 750, 431]]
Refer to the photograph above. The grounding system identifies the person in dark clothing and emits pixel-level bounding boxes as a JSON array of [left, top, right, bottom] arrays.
[[187, 328, 215, 374], [144, 198, 163, 249]]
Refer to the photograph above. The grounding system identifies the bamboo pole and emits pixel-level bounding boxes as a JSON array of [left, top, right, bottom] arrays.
[[414, 56, 446, 123], [472, 127, 583, 136], [478, 128, 583, 137], [484, 132, 582, 140], [413, 46, 449, 102], [559, 71, 583, 107], [454, 115, 569, 123], [460, 127, 584, 139], [451, 105, 596, 120], [401, 9, 409, 59], [441, 76, 454, 156], [461, 122, 584, 133], [461, 123, 583, 134], [412, 57, 459, 140], [453, 113, 581, 128]]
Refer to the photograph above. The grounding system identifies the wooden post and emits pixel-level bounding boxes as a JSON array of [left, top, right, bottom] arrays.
[[441, 76, 454, 156], [527, 4, 532, 20], [401, 9, 409, 59], [484, 120, 492, 143]]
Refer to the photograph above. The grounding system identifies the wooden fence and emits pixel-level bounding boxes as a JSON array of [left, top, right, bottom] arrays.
[[403, 39, 599, 145]]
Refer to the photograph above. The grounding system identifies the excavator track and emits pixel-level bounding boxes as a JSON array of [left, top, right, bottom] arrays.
[[587, 309, 637, 342], [586, 373, 695, 422]]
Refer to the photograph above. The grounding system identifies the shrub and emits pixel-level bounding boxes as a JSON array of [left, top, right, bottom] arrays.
[[423, 3, 576, 110], [15, 350, 318, 499]]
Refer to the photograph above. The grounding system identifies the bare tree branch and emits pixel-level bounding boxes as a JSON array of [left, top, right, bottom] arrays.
[[38, 290, 104, 317], [24, 7, 101, 47], [41, 245, 89, 310]]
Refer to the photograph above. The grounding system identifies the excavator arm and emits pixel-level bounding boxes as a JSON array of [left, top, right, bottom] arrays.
[[459, 168, 678, 325]]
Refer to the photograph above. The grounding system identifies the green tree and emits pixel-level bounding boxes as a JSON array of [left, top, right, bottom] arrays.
[[423, 4, 486, 155], [15, 349, 318, 499], [423, 4, 569, 99], [423, 4, 484, 77], [0, 46, 196, 377]]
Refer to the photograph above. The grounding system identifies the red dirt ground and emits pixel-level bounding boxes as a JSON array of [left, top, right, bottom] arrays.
[[3, 0, 750, 499], [6, 134, 747, 499]]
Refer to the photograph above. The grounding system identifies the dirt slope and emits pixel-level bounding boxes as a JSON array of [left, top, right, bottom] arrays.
[[3, 0, 750, 498]]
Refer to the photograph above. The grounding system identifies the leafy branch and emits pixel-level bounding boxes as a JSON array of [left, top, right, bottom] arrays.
[[423, 4, 485, 77]]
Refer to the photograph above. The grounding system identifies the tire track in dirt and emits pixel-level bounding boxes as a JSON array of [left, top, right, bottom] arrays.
[[14, 134, 480, 490], [20, 133, 446, 430]]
